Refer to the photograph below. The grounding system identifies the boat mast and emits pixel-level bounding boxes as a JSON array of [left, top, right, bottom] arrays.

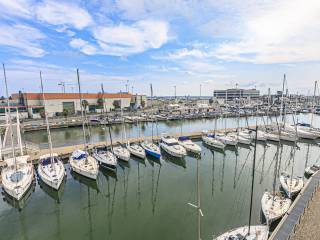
[[280, 74, 286, 124], [150, 84, 154, 142], [101, 83, 109, 146], [2, 64, 17, 171], [248, 125, 258, 234], [310, 81, 317, 126], [76, 69, 88, 149], [39, 71, 55, 167]]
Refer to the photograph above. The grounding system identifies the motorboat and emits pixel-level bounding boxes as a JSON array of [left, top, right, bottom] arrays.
[[69, 149, 99, 180], [93, 147, 117, 171], [113, 145, 130, 161], [37, 153, 66, 190], [178, 136, 201, 154], [1, 155, 34, 200], [261, 191, 291, 225], [140, 140, 161, 159], [127, 142, 146, 159], [215, 225, 269, 240], [160, 134, 187, 158], [305, 164, 320, 176], [280, 172, 303, 198]]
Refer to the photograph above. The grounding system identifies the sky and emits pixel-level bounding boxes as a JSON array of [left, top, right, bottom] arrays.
[[0, 0, 320, 96]]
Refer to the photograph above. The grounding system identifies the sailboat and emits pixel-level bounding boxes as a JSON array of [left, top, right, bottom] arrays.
[[69, 69, 98, 180], [261, 141, 291, 224], [178, 136, 201, 154], [1, 64, 34, 201], [113, 91, 131, 162], [93, 84, 117, 171], [37, 72, 66, 190], [127, 119, 146, 159], [202, 115, 225, 150], [141, 84, 161, 159], [279, 172, 303, 198], [215, 126, 269, 240], [279, 123, 303, 198]]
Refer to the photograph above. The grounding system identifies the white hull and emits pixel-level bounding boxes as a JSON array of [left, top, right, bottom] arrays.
[[93, 150, 117, 169], [127, 144, 146, 159], [280, 173, 303, 198], [69, 154, 98, 180], [178, 140, 201, 153], [215, 225, 269, 240], [265, 133, 280, 142], [38, 159, 65, 190], [1, 156, 34, 201], [237, 135, 251, 145], [202, 136, 225, 149], [216, 134, 238, 146], [305, 165, 320, 176], [160, 143, 187, 158], [261, 192, 291, 224], [113, 146, 130, 161]]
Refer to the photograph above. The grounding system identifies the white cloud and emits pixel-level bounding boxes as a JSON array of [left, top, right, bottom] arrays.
[[93, 20, 169, 56], [0, 0, 34, 19], [70, 38, 97, 55], [36, 1, 93, 30], [0, 24, 45, 57], [213, 0, 320, 63]]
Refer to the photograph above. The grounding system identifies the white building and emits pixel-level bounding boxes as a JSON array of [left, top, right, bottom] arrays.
[[11, 92, 138, 118]]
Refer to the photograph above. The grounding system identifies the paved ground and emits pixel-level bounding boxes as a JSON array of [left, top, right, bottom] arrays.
[[291, 186, 320, 240]]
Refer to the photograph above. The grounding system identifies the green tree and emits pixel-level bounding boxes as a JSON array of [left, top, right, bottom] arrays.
[[97, 98, 104, 109], [82, 99, 89, 111], [141, 100, 146, 108], [63, 109, 69, 119], [113, 100, 121, 109]]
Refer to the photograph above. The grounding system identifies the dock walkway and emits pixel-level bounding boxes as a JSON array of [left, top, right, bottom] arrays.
[[269, 171, 320, 240]]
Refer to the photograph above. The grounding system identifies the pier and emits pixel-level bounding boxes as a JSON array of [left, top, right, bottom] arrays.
[[269, 171, 320, 240]]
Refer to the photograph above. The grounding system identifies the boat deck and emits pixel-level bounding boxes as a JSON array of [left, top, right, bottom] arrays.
[[269, 171, 320, 240]]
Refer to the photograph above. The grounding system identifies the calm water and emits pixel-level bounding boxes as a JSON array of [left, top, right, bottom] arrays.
[[1, 113, 320, 240]]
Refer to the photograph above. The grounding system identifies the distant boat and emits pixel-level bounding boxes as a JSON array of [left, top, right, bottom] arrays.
[[160, 134, 186, 158]]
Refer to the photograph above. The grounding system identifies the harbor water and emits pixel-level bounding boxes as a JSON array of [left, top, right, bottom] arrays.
[[1, 113, 320, 240]]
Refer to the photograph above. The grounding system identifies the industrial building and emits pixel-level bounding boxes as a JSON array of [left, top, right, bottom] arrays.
[[213, 88, 260, 100], [10, 92, 147, 118]]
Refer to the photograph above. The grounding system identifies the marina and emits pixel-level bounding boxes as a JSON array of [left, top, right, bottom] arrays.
[[1, 112, 320, 239]]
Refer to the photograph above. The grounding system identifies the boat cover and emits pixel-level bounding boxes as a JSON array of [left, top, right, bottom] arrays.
[[72, 150, 88, 160]]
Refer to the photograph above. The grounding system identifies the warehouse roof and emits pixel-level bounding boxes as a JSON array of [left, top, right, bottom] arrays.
[[11, 92, 132, 100]]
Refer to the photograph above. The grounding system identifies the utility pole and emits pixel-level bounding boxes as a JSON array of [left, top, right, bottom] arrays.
[[58, 81, 66, 93]]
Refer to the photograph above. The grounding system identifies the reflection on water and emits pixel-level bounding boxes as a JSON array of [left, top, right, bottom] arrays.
[[2, 114, 320, 239]]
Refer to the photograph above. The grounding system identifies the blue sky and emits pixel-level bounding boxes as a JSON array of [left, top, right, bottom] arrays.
[[0, 0, 320, 96]]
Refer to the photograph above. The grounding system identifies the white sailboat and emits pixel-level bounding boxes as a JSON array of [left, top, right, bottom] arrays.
[[92, 84, 117, 171], [261, 137, 291, 224], [1, 64, 34, 200], [69, 69, 98, 180], [37, 72, 66, 190], [261, 191, 291, 224], [279, 172, 303, 198], [202, 133, 225, 150], [114, 91, 131, 162], [305, 164, 320, 176], [141, 84, 161, 159], [160, 134, 187, 158], [127, 142, 146, 159], [178, 136, 201, 154], [215, 133, 238, 146], [215, 127, 269, 240]]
